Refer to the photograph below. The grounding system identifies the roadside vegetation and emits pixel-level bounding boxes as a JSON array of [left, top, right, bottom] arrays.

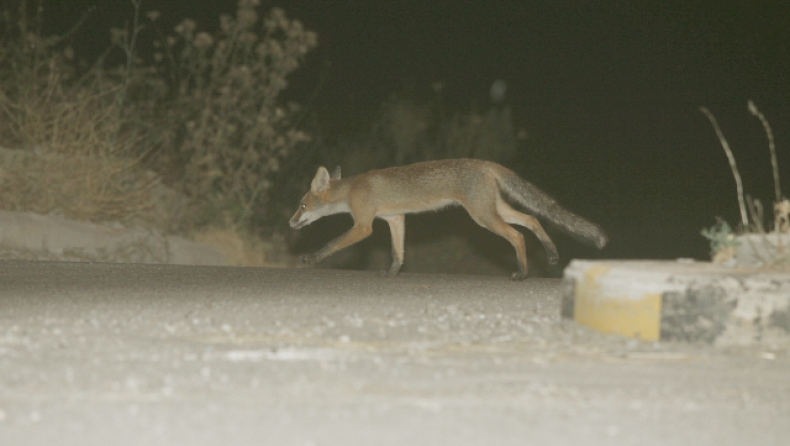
[[0, 0, 316, 265], [0, 0, 526, 271], [700, 102, 789, 268]]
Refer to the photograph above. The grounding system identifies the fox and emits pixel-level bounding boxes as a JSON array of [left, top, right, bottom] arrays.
[[289, 158, 607, 280]]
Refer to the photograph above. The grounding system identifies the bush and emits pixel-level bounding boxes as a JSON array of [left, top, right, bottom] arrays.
[[146, 1, 317, 230], [0, 1, 160, 225], [700, 101, 789, 266], [0, 0, 317, 236]]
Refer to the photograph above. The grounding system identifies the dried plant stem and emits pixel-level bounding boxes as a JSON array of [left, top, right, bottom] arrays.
[[115, 0, 144, 116], [700, 107, 748, 228], [747, 100, 782, 203], [746, 194, 765, 233]]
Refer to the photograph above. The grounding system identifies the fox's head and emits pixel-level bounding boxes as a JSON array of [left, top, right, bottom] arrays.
[[289, 166, 342, 229]]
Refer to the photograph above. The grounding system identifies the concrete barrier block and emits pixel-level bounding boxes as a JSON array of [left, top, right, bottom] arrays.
[[0, 210, 227, 266], [563, 260, 790, 346], [736, 233, 790, 268]]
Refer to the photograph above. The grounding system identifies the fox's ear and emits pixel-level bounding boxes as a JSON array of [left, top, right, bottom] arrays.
[[311, 166, 331, 192], [331, 166, 341, 180]]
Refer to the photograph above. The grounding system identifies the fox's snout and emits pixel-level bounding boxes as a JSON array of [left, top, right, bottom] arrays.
[[290, 201, 320, 229], [290, 214, 307, 229], [289, 208, 307, 229]]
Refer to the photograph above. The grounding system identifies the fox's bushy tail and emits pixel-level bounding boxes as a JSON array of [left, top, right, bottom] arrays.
[[498, 172, 608, 249]]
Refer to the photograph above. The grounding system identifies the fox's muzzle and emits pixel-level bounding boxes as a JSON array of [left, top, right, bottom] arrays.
[[289, 212, 308, 229]]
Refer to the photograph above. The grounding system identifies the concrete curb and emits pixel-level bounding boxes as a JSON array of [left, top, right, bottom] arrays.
[[562, 259, 790, 346], [736, 233, 790, 268], [0, 210, 227, 266]]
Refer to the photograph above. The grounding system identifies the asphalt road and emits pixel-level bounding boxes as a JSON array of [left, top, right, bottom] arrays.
[[1, 260, 788, 445]]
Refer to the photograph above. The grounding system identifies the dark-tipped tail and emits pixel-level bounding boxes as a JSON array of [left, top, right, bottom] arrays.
[[499, 173, 608, 249]]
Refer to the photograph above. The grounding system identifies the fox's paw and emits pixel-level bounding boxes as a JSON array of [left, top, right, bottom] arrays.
[[377, 266, 402, 277], [547, 251, 559, 264], [510, 270, 528, 281]]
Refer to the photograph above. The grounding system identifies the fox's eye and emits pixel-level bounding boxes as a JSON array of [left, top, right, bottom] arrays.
[[300, 204, 306, 210]]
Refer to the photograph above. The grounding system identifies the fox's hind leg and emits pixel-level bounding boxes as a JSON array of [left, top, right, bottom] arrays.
[[462, 193, 530, 281], [381, 214, 405, 276], [495, 196, 559, 264]]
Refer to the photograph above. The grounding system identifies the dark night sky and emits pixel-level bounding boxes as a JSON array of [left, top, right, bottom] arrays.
[[37, 0, 790, 262]]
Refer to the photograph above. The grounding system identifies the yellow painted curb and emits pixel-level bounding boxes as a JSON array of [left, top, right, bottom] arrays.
[[571, 264, 662, 341], [563, 260, 790, 344]]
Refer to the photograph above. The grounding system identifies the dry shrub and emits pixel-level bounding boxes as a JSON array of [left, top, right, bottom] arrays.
[[0, 4, 160, 226], [701, 101, 788, 268], [0, 0, 317, 236], [149, 1, 317, 230], [0, 148, 158, 224], [701, 101, 787, 235]]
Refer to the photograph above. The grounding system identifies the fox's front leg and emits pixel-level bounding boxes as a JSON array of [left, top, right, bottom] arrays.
[[380, 215, 405, 276], [301, 223, 374, 264]]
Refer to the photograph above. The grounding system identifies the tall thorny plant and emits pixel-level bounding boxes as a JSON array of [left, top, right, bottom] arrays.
[[150, 0, 317, 229]]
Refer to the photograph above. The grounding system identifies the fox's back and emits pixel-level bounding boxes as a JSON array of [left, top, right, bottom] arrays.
[[347, 159, 506, 214]]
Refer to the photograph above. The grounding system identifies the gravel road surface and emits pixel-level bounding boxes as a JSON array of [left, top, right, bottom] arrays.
[[1, 260, 788, 445]]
